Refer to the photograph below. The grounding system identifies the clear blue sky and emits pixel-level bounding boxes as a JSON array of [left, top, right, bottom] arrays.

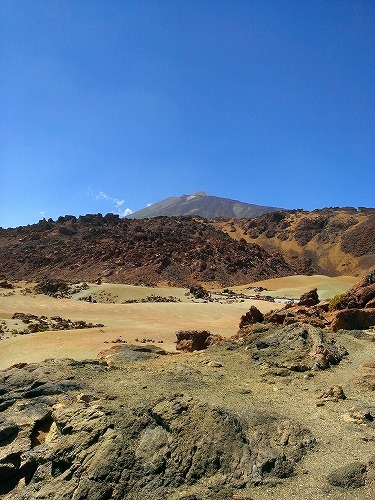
[[1, 1, 374, 228]]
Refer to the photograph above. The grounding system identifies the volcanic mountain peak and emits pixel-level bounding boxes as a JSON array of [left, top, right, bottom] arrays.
[[128, 192, 283, 219]]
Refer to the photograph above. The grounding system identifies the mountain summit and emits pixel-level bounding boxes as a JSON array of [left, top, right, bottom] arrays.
[[128, 192, 283, 219]]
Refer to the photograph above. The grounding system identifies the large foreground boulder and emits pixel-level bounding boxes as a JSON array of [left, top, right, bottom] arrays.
[[329, 308, 375, 332]]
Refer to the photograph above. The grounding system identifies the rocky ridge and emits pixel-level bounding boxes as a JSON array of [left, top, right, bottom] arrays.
[[214, 207, 375, 276], [0, 215, 293, 287]]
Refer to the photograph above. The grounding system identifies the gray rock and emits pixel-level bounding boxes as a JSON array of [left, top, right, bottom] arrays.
[[327, 462, 367, 488]]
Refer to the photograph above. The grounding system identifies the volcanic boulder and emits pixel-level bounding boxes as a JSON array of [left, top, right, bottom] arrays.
[[175, 330, 222, 352], [298, 288, 320, 307], [239, 306, 264, 328]]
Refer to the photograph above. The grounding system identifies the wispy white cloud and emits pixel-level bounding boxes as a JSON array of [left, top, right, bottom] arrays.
[[94, 191, 133, 217]]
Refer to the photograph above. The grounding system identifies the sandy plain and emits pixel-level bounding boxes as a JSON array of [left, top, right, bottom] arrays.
[[0, 275, 357, 370]]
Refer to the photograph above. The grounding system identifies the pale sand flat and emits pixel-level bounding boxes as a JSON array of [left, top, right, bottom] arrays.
[[0, 293, 281, 369], [230, 274, 357, 300]]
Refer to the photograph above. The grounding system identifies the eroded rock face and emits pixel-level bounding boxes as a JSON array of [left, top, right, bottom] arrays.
[[331, 270, 375, 310], [0, 361, 316, 499]]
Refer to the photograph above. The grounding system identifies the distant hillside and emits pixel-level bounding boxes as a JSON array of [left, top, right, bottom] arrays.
[[0, 215, 293, 287], [213, 207, 375, 277], [128, 192, 283, 219]]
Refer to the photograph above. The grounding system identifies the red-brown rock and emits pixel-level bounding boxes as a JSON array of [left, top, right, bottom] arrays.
[[298, 288, 320, 307], [175, 330, 222, 352], [329, 308, 375, 332], [239, 306, 264, 328]]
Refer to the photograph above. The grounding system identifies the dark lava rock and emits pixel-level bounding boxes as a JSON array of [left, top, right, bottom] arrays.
[[189, 285, 210, 300], [0, 360, 316, 499], [327, 462, 367, 488], [0, 215, 294, 287], [0, 392, 315, 499]]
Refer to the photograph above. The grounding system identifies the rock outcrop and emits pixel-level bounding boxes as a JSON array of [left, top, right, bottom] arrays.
[[175, 330, 222, 352], [237, 323, 348, 372], [298, 288, 320, 306], [328, 269, 375, 331], [238, 272, 375, 333], [239, 306, 264, 328], [0, 360, 316, 499], [329, 308, 375, 332]]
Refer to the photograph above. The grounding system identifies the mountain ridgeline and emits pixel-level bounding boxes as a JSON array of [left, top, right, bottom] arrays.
[[128, 192, 283, 219], [1, 195, 373, 285]]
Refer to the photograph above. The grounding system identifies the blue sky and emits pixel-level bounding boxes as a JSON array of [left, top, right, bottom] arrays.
[[1, 1, 374, 228]]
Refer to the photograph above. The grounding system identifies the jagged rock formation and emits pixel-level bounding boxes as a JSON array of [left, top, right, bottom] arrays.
[[128, 192, 282, 219], [237, 271, 375, 333], [214, 207, 375, 276], [0, 215, 293, 287]]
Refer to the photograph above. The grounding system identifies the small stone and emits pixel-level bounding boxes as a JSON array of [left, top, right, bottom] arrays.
[[77, 393, 99, 404], [327, 462, 366, 488], [207, 361, 223, 368], [320, 386, 346, 401]]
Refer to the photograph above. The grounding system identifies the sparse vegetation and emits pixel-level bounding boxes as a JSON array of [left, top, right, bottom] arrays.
[[329, 292, 347, 311]]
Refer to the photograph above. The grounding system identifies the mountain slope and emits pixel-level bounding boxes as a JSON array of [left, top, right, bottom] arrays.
[[213, 207, 375, 277], [0, 215, 293, 287], [129, 192, 283, 219]]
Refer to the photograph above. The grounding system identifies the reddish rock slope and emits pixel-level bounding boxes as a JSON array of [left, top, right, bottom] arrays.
[[0, 214, 293, 287]]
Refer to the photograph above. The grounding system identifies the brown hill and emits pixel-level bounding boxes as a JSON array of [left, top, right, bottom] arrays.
[[0, 214, 293, 287], [213, 207, 375, 277]]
